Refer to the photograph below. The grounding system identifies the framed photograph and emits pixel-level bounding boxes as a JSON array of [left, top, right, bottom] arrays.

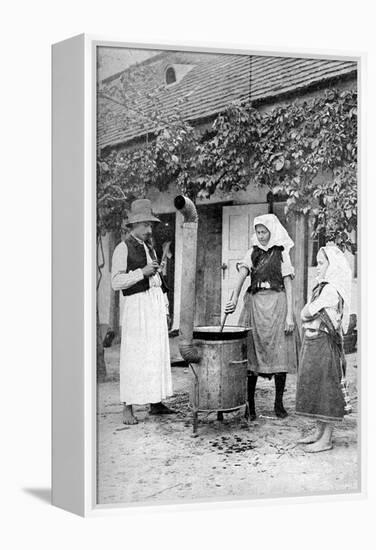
[[52, 35, 362, 516]]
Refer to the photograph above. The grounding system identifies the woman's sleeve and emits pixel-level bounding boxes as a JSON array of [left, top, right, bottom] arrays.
[[237, 248, 253, 272], [281, 249, 295, 278], [308, 284, 339, 316], [111, 242, 144, 291]]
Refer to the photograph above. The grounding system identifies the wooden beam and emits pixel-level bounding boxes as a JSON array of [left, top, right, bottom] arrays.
[[293, 213, 309, 331]]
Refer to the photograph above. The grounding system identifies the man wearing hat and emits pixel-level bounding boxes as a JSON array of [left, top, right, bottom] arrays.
[[111, 199, 174, 424]]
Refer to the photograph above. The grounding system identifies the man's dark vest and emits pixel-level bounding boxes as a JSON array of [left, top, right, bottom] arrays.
[[248, 245, 285, 294], [121, 235, 168, 297]]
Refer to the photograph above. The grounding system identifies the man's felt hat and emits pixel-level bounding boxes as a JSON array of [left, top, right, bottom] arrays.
[[126, 199, 160, 225]]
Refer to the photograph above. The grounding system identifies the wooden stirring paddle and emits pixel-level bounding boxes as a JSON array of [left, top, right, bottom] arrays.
[[220, 291, 234, 332]]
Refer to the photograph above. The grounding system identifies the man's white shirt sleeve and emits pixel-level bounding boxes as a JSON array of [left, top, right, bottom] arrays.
[[111, 242, 144, 291]]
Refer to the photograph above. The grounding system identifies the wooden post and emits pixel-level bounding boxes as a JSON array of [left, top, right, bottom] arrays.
[[293, 213, 309, 332], [108, 230, 121, 340], [96, 305, 107, 381]]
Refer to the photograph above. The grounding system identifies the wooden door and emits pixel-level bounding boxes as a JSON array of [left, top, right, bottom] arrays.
[[153, 213, 175, 320], [221, 204, 268, 325]]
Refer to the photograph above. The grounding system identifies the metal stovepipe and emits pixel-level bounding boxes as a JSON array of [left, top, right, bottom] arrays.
[[174, 195, 201, 363]]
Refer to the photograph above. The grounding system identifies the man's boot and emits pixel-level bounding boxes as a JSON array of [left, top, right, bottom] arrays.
[[274, 372, 288, 418], [247, 374, 258, 421]]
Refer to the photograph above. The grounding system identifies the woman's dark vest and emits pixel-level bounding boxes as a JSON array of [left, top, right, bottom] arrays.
[[122, 235, 168, 297], [248, 245, 285, 294]]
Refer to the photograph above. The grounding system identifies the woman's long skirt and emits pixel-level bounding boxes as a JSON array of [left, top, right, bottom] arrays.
[[119, 286, 172, 405], [238, 289, 300, 375], [296, 331, 345, 421]]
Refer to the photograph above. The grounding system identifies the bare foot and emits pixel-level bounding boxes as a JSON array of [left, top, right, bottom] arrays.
[[122, 405, 138, 425], [297, 434, 320, 444], [303, 441, 333, 453], [297, 426, 324, 444]]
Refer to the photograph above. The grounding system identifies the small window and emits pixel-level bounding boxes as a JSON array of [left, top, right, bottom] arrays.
[[165, 67, 176, 85]]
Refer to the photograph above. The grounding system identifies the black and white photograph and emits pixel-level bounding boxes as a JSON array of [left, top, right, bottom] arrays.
[[96, 45, 359, 506], [6, 0, 376, 545]]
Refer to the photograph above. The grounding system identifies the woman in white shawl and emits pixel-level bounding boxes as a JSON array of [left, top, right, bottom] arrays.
[[295, 244, 352, 452], [225, 214, 300, 420]]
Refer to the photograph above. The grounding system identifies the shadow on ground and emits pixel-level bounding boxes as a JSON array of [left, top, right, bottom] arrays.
[[23, 488, 51, 504]]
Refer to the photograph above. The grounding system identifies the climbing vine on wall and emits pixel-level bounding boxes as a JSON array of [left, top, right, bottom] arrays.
[[263, 87, 357, 247], [98, 86, 357, 248], [97, 106, 201, 236], [200, 89, 357, 248]]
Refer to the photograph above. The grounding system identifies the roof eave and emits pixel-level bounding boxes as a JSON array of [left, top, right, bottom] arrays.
[[98, 68, 357, 152]]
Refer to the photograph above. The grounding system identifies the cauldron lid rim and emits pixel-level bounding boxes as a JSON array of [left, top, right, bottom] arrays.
[[192, 325, 250, 340], [193, 325, 248, 332]]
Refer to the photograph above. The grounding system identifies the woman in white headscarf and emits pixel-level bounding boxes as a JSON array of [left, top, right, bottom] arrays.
[[295, 244, 352, 452], [225, 214, 300, 420]]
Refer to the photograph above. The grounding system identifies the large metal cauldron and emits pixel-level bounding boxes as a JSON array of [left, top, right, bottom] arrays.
[[189, 325, 250, 433]]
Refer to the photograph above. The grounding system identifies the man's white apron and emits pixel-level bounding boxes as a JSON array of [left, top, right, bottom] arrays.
[[119, 286, 172, 405]]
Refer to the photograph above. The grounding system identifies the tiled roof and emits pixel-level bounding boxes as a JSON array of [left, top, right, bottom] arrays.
[[98, 52, 357, 150]]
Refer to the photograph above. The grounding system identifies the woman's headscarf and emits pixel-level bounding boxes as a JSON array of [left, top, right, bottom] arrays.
[[251, 213, 294, 253], [319, 243, 352, 332]]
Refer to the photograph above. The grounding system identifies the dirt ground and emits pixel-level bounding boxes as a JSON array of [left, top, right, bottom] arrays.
[[97, 344, 359, 506]]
